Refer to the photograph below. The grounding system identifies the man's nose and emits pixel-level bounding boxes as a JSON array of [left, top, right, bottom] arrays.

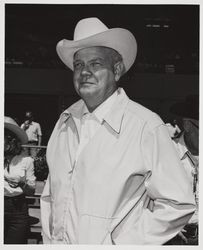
[[81, 64, 92, 76]]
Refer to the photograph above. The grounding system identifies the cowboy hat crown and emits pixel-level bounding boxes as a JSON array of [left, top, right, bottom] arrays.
[[74, 17, 109, 41], [56, 17, 137, 72]]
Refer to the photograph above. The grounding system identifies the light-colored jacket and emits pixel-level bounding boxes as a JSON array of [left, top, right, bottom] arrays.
[[41, 88, 195, 244]]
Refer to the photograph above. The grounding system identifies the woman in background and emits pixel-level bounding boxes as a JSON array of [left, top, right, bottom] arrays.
[[4, 117, 36, 244]]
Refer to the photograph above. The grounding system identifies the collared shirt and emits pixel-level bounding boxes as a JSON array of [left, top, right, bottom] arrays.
[[75, 90, 118, 161], [4, 154, 36, 197], [21, 121, 42, 142], [41, 88, 195, 245], [173, 133, 199, 224]]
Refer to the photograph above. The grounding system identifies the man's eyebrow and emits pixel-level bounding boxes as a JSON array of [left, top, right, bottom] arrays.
[[73, 58, 104, 63], [73, 59, 82, 63], [90, 57, 103, 61], [88, 58, 105, 63]]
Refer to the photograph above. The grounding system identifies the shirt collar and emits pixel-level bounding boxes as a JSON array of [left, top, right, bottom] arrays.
[[60, 99, 84, 121], [59, 87, 129, 134], [174, 133, 199, 167], [103, 88, 129, 133], [93, 89, 118, 123], [175, 133, 191, 160]]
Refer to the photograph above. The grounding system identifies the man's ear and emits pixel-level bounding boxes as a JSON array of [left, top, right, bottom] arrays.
[[114, 61, 125, 82]]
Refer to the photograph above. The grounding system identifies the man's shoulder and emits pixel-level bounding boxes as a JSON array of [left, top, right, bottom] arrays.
[[22, 155, 34, 163], [32, 121, 40, 126], [15, 154, 34, 164], [126, 99, 164, 128]]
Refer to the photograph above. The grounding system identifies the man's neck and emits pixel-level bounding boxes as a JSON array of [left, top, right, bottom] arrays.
[[85, 101, 101, 113], [84, 89, 118, 113]]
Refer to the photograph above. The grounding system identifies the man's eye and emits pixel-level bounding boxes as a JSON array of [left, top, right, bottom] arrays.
[[74, 62, 82, 69], [91, 62, 101, 67]]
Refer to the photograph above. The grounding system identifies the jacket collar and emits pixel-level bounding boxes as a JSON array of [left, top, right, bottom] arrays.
[[103, 88, 129, 133], [59, 88, 129, 134], [58, 99, 84, 127], [174, 133, 190, 160]]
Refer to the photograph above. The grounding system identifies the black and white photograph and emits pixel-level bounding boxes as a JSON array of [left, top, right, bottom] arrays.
[[2, 1, 200, 247]]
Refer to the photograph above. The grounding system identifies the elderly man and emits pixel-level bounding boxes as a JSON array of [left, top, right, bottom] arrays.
[[41, 17, 195, 244], [166, 95, 199, 245]]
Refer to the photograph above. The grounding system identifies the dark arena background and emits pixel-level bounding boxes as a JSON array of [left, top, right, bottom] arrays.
[[5, 4, 199, 145]]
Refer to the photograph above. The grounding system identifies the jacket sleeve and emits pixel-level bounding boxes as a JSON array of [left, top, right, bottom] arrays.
[[40, 175, 52, 243], [114, 123, 196, 245]]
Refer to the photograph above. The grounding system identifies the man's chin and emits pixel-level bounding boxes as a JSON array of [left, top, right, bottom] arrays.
[[78, 86, 96, 97]]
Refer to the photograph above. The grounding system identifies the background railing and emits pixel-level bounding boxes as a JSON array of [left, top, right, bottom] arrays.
[[22, 145, 48, 181]]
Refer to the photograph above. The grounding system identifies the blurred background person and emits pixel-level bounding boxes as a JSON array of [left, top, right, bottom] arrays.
[[21, 111, 42, 146], [166, 95, 199, 245], [165, 119, 181, 138], [4, 117, 36, 244], [21, 111, 42, 158]]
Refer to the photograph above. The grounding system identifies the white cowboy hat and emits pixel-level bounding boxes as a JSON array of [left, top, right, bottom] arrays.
[[56, 17, 137, 72], [4, 116, 28, 144]]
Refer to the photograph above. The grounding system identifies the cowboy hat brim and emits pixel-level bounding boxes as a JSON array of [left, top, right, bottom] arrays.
[[56, 28, 137, 72], [5, 122, 28, 144]]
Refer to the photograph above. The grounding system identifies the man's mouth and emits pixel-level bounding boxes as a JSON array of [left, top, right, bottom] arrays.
[[80, 81, 94, 85]]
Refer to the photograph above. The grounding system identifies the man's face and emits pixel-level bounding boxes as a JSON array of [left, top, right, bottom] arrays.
[[73, 47, 118, 107]]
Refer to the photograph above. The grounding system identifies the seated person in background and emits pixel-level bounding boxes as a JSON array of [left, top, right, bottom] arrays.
[[166, 95, 199, 245], [4, 117, 36, 244]]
